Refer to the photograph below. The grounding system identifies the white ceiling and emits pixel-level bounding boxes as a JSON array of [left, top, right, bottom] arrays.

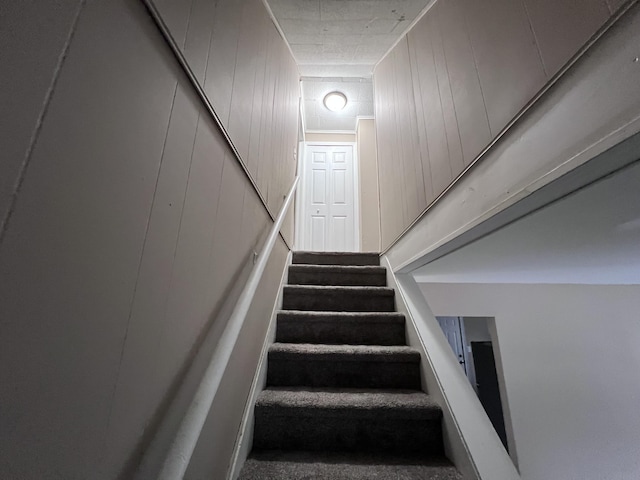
[[302, 77, 374, 132], [265, 0, 433, 131], [413, 161, 640, 285], [266, 0, 433, 78]]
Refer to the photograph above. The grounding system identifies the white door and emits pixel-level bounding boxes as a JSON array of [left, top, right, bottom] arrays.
[[437, 316, 467, 373], [302, 144, 357, 252]]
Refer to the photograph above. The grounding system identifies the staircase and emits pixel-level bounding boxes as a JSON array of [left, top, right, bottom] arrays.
[[238, 252, 462, 479]]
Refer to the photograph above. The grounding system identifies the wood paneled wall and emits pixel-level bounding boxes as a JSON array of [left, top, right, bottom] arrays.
[[0, 0, 298, 478], [374, 0, 622, 248], [155, 0, 300, 218]]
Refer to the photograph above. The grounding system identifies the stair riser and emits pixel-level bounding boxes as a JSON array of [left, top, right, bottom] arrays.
[[288, 270, 387, 286], [276, 321, 406, 345], [283, 291, 395, 312], [253, 414, 443, 454], [267, 359, 421, 389], [293, 252, 380, 266]]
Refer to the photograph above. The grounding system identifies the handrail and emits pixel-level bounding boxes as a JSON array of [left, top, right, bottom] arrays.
[[156, 176, 299, 480]]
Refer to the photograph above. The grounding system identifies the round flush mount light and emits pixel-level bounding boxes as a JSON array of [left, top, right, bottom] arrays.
[[323, 91, 347, 112]]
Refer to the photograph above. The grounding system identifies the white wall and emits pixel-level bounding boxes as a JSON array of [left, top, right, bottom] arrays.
[[305, 132, 356, 143], [421, 282, 640, 480], [356, 119, 381, 252], [413, 159, 640, 285]]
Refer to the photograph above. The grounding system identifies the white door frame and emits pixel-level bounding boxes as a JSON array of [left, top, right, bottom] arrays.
[[294, 139, 306, 250], [297, 141, 360, 252]]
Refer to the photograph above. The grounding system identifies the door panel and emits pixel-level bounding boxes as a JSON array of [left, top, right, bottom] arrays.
[[437, 316, 466, 371], [331, 216, 347, 251], [303, 144, 356, 252], [311, 216, 326, 251], [312, 169, 326, 204], [332, 169, 347, 204]]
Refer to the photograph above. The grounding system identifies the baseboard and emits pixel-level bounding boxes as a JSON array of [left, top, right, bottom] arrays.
[[226, 250, 293, 480]]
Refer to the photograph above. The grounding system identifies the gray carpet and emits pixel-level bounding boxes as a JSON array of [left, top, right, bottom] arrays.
[[276, 311, 406, 345], [288, 264, 387, 286], [240, 451, 462, 480], [238, 252, 463, 479]]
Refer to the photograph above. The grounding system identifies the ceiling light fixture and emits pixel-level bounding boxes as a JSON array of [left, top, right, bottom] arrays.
[[323, 91, 347, 112]]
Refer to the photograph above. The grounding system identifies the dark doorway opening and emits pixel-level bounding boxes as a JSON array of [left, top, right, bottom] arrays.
[[471, 341, 508, 451], [436, 316, 511, 454]]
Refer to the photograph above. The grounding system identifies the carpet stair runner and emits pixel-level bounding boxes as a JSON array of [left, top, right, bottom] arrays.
[[238, 252, 463, 479]]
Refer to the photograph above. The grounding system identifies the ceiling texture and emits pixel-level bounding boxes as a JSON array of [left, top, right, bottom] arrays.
[[266, 0, 433, 132]]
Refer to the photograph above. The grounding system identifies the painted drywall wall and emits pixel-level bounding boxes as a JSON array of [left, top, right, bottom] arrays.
[[356, 119, 381, 252], [421, 282, 640, 480], [412, 159, 640, 285], [0, 0, 297, 478], [374, 0, 625, 248], [305, 132, 357, 143]]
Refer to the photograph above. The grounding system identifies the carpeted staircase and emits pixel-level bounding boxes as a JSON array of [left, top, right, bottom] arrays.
[[238, 252, 463, 479]]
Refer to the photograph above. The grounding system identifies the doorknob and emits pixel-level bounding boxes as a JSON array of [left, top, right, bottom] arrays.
[[316, 209, 320, 214]]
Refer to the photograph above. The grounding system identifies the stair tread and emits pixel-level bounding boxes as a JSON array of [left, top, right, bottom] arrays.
[[294, 251, 380, 255], [247, 254, 454, 473], [278, 310, 404, 320], [240, 450, 462, 480], [275, 311, 406, 345], [292, 251, 380, 266], [257, 387, 440, 417], [289, 264, 386, 273], [269, 343, 420, 361], [284, 285, 394, 294]]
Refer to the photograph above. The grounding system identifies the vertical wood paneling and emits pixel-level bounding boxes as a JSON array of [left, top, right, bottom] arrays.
[[397, 40, 427, 216], [203, 0, 242, 126], [389, 55, 409, 234], [161, 112, 226, 349], [375, 0, 614, 250], [374, 58, 396, 246], [228, 0, 262, 161], [246, 9, 269, 181], [523, 0, 610, 77], [606, 0, 628, 13], [155, 0, 299, 220], [100, 83, 201, 472], [0, 0, 297, 478], [391, 49, 413, 225], [0, 0, 181, 475], [0, 0, 84, 233], [258, 25, 278, 203], [462, 0, 547, 135], [438, 0, 492, 166], [184, 0, 218, 83], [407, 33, 435, 205], [153, 0, 193, 48], [415, 15, 453, 196], [430, 4, 465, 176]]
